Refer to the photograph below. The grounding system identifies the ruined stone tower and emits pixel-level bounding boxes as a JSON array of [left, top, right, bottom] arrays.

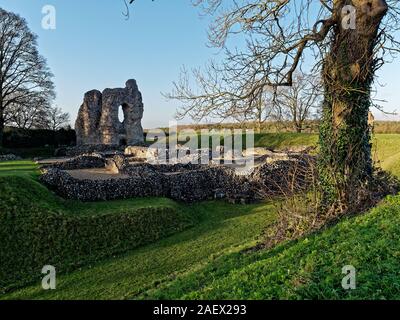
[[75, 79, 144, 146]]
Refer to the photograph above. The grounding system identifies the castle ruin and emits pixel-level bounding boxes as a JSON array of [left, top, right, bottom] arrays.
[[75, 79, 144, 146]]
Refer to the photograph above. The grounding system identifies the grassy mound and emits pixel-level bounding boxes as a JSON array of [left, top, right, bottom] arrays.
[[142, 195, 400, 300], [1, 200, 276, 300], [0, 176, 194, 293]]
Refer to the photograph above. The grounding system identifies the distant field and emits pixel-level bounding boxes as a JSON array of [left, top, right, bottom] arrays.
[[173, 120, 400, 134], [256, 133, 400, 177], [253, 133, 400, 177], [372, 134, 400, 177], [253, 132, 318, 149]]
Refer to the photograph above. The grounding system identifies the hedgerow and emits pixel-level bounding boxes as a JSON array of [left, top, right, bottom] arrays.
[[0, 176, 193, 293]]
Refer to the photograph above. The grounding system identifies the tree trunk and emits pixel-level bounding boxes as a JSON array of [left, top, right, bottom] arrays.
[[0, 93, 3, 147], [318, 0, 388, 212], [0, 110, 4, 148], [256, 97, 263, 134], [257, 120, 262, 134], [0, 90, 3, 147]]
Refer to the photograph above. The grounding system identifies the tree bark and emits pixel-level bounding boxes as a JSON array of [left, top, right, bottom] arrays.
[[0, 109, 4, 147], [318, 0, 388, 212], [257, 120, 262, 134], [0, 93, 3, 147]]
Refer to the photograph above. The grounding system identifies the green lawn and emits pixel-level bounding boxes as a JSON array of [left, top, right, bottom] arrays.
[[254, 132, 318, 149], [0, 160, 39, 177], [1, 132, 400, 300], [142, 195, 400, 300], [372, 134, 400, 177]]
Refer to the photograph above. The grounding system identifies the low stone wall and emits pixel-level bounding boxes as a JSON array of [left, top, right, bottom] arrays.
[[41, 163, 245, 203], [63, 145, 125, 157], [41, 168, 164, 201], [40, 154, 314, 203], [44, 155, 106, 170], [0, 154, 22, 162]]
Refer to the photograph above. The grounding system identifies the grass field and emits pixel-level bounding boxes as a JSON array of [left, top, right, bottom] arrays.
[[254, 132, 318, 149], [0, 160, 40, 177], [372, 134, 400, 177], [1, 132, 400, 300], [141, 195, 400, 300]]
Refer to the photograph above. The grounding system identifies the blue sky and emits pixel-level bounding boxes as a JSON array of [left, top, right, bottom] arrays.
[[1, 0, 399, 128]]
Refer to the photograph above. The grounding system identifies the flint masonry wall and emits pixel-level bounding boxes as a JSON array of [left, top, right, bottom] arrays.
[[40, 155, 313, 203]]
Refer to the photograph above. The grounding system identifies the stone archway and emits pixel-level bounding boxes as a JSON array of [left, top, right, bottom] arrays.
[[118, 104, 125, 124]]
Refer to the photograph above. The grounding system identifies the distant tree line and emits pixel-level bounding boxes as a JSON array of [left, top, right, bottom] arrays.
[[2, 126, 75, 149]]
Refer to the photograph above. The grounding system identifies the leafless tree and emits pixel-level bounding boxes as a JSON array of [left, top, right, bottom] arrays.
[[45, 106, 70, 131], [0, 8, 55, 145], [275, 71, 321, 133], [170, 67, 279, 133]]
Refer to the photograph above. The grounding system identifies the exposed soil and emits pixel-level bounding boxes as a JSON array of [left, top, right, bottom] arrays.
[[66, 168, 130, 180]]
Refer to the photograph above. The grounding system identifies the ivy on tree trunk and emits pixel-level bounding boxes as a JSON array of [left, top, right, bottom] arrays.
[[318, 1, 388, 212]]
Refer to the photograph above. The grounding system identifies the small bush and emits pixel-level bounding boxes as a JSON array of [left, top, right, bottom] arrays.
[[0, 147, 56, 158], [0, 176, 193, 293]]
